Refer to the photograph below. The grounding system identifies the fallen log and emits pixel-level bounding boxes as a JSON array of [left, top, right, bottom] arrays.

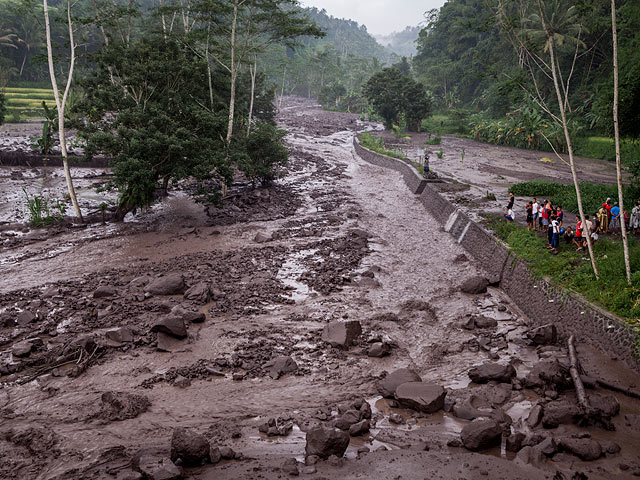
[[567, 335, 592, 416]]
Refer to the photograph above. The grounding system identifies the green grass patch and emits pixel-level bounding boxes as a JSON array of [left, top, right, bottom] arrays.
[[510, 180, 640, 215], [574, 136, 640, 164], [424, 135, 442, 145], [485, 214, 640, 332], [358, 131, 407, 159]]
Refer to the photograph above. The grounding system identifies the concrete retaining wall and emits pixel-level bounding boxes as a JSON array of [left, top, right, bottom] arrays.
[[353, 136, 640, 372]]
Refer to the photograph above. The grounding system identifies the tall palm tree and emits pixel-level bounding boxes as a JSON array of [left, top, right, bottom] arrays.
[[0, 25, 19, 50]]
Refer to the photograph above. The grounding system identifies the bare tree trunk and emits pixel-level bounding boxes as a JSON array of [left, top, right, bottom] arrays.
[[247, 55, 256, 134], [539, 0, 597, 278], [43, 0, 83, 222], [225, 0, 239, 144], [611, 0, 632, 284], [205, 23, 214, 110]]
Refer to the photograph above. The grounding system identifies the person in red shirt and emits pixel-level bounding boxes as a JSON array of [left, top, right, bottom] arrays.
[[573, 216, 583, 251]]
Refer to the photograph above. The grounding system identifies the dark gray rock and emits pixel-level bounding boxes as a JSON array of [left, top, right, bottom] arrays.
[[264, 356, 298, 379], [209, 446, 221, 464], [16, 310, 36, 325], [377, 368, 422, 397], [474, 316, 498, 328], [219, 446, 235, 459], [183, 282, 210, 304], [137, 457, 182, 480], [321, 321, 362, 349], [348, 420, 369, 436], [538, 437, 557, 456], [527, 404, 543, 428], [94, 285, 117, 298], [170, 427, 210, 466], [394, 382, 446, 413], [461, 317, 476, 330], [460, 276, 489, 294], [105, 327, 134, 344], [523, 359, 572, 390], [558, 437, 602, 461], [542, 400, 580, 428], [12, 341, 34, 358], [333, 410, 361, 430], [367, 342, 390, 357], [151, 316, 188, 339], [144, 273, 185, 296], [588, 393, 620, 418], [171, 305, 206, 323], [460, 418, 502, 451], [281, 457, 299, 476], [468, 362, 516, 384], [506, 432, 525, 452], [305, 426, 350, 459], [526, 324, 557, 345]]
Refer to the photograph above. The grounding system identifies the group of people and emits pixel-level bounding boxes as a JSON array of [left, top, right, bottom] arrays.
[[503, 193, 640, 254]]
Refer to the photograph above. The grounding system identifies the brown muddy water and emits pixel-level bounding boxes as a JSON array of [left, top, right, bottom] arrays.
[[0, 97, 639, 480]]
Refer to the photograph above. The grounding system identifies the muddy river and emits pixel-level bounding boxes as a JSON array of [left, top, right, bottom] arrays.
[[0, 97, 639, 480]]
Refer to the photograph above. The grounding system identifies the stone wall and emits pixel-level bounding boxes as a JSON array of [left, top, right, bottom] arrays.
[[353, 137, 640, 372]]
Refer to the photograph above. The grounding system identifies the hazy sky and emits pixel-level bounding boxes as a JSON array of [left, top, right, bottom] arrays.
[[300, 0, 447, 36]]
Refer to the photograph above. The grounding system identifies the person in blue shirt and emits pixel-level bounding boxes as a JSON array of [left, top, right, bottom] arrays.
[[610, 202, 621, 234]]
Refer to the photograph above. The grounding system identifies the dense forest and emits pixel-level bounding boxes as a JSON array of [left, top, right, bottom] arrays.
[[374, 26, 421, 57], [1, 0, 639, 164]]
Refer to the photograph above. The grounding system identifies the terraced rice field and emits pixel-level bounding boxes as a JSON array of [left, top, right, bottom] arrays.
[[3, 87, 55, 121]]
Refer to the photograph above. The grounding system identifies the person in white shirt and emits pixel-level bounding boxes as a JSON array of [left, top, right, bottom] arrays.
[[532, 198, 539, 230], [504, 207, 515, 222]]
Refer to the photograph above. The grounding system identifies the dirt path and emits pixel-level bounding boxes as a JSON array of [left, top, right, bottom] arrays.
[[0, 97, 639, 480]]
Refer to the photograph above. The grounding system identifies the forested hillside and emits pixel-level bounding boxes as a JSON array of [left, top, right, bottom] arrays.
[[258, 7, 396, 111], [374, 26, 421, 57]]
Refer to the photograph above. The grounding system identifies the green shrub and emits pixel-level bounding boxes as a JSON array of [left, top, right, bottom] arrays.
[[510, 180, 640, 214], [358, 131, 407, 159], [424, 135, 441, 145]]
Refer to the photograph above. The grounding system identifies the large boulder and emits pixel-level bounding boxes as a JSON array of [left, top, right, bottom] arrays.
[[468, 362, 516, 384], [144, 273, 185, 296], [305, 426, 350, 459], [394, 383, 446, 413], [460, 418, 503, 451], [558, 437, 602, 461], [523, 359, 572, 390], [264, 356, 298, 379], [588, 393, 620, 418], [94, 285, 117, 298], [170, 427, 210, 466], [377, 368, 422, 398], [460, 276, 489, 294], [151, 316, 188, 339], [183, 282, 210, 304], [12, 340, 34, 358], [526, 324, 557, 345], [321, 321, 362, 349], [171, 305, 206, 324], [105, 327, 134, 344], [541, 400, 580, 428]]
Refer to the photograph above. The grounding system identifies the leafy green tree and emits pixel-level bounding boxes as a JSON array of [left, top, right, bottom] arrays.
[[236, 122, 289, 185], [363, 67, 406, 129], [402, 78, 432, 132], [78, 37, 230, 217], [364, 67, 432, 131]]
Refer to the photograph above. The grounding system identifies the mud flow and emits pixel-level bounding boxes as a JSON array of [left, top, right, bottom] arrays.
[[0, 97, 639, 480]]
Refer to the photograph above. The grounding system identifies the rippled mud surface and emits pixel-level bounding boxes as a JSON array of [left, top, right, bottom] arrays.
[[0, 97, 639, 480]]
